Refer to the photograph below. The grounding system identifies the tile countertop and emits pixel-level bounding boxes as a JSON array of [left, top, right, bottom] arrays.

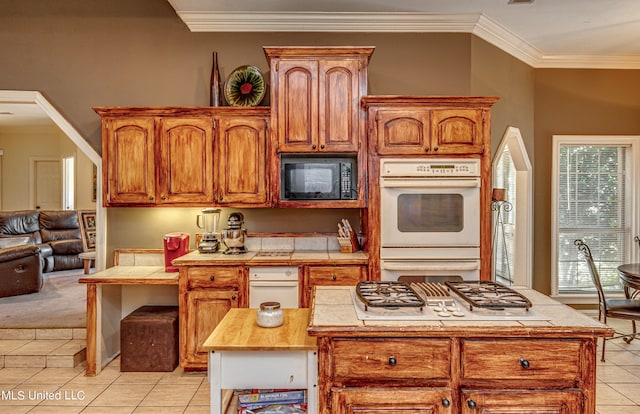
[[171, 249, 368, 266], [308, 286, 614, 338]]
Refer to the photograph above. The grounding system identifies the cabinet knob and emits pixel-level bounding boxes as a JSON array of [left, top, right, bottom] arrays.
[[425, 146, 430, 152], [332, 275, 337, 281], [210, 275, 215, 281], [219, 195, 224, 201], [160, 195, 166, 201], [231, 294, 237, 300], [388, 356, 397, 366], [148, 195, 154, 201], [519, 357, 530, 369], [320, 144, 325, 149], [467, 398, 477, 409], [312, 144, 317, 150], [441, 397, 451, 408], [433, 146, 439, 151]]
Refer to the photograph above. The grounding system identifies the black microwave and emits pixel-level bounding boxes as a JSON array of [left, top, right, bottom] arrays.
[[281, 156, 357, 200]]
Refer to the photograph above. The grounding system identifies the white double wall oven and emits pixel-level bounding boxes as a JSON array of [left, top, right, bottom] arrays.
[[379, 158, 482, 281]]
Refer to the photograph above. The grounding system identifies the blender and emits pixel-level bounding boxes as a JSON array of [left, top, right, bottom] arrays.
[[196, 208, 222, 253], [221, 212, 248, 254]]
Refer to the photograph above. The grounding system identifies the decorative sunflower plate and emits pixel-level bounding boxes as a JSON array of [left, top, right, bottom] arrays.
[[224, 65, 266, 106]]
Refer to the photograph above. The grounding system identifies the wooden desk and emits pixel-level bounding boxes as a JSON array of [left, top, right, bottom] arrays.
[[79, 266, 178, 376], [203, 308, 318, 414], [617, 263, 640, 299]]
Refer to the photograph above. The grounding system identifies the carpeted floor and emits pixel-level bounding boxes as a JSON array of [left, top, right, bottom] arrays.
[[0, 268, 86, 328]]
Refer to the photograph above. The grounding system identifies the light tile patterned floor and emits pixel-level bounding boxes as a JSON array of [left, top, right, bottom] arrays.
[[0, 317, 638, 413]]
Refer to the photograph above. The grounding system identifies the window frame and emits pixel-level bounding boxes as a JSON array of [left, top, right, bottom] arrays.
[[551, 135, 640, 302]]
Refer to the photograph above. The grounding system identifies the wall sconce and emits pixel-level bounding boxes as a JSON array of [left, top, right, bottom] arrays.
[[492, 188, 513, 283]]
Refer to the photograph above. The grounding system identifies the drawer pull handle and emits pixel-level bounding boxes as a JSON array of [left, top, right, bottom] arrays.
[[388, 356, 397, 366], [519, 357, 530, 369], [467, 398, 477, 409], [441, 397, 451, 408], [210, 276, 215, 281]]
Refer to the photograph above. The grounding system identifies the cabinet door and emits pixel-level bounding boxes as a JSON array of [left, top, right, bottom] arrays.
[[184, 289, 238, 369], [375, 109, 431, 155], [105, 118, 156, 204], [216, 115, 269, 205], [274, 59, 319, 152], [318, 59, 360, 152], [331, 387, 453, 414], [461, 390, 583, 413], [431, 109, 484, 154], [158, 118, 214, 204]]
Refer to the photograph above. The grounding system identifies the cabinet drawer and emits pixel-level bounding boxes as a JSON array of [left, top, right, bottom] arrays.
[[333, 338, 451, 382], [461, 339, 582, 382], [308, 266, 363, 285], [187, 267, 241, 289]]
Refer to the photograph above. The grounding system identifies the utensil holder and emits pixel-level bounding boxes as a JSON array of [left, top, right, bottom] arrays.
[[337, 232, 360, 253]]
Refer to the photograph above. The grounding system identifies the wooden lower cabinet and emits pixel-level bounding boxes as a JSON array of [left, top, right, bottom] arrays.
[[460, 390, 583, 413], [317, 336, 594, 414], [331, 388, 453, 413], [179, 266, 243, 370]]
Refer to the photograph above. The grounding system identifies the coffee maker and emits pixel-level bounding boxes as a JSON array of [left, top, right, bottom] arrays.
[[196, 208, 221, 253], [221, 212, 248, 254]]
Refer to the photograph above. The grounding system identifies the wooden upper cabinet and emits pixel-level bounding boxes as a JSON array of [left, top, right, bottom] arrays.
[[265, 46, 374, 154], [363, 96, 499, 156], [158, 117, 214, 204], [432, 108, 484, 155], [103, 117, 156, 205], [373, 109, 430, 155], [273, 59, 318, 152], [215, 113, 269, 206]]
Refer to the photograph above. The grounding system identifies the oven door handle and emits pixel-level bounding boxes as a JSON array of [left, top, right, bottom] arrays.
[[382, 262, 480, 271], [249, 281, 299, 287], [380, 177, 480, 188]]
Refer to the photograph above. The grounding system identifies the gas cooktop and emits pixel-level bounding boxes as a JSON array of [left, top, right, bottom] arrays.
[[444, 280, 532, 311], [356, 281, 425, 311]]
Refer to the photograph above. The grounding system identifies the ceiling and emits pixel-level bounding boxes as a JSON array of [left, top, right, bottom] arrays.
[[2, 0, 639, 127], [168, 0, 640, 69]]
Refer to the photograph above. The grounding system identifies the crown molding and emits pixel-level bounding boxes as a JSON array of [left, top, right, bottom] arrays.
[[174, 10, 640, 69]]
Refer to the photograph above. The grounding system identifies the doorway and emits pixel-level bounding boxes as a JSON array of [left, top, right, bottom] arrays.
[[0, 90, 105, 271], [30, 157, 62, 210]]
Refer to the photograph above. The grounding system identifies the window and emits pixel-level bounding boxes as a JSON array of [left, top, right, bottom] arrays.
[[63, 156, 75, 210], [552, 136, 640, 297], [492, 127, 533, 287]]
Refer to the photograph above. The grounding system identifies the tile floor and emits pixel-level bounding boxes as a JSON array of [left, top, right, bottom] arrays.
[[0, 317, 638, 413]]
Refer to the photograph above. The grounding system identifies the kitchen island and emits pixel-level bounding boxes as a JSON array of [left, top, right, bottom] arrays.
[[308, 285, 613, 413]]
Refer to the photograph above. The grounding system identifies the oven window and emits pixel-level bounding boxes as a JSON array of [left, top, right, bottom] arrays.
[[397, 194, 464, 232]]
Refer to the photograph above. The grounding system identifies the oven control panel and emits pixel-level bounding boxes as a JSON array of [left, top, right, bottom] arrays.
[[381, 158, 480, 177]]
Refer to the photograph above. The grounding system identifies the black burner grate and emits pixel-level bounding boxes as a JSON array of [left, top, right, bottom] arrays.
[[444, 280, 531, 311], [356, 281, 425, 311]]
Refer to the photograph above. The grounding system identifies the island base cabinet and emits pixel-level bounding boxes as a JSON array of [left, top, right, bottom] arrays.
[[331, 387, 453, 413], [460, 390, 583, 413]]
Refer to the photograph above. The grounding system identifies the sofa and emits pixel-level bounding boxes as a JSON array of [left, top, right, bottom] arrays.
[[0, 210, 85, 273], [0, 243, 44, 298]]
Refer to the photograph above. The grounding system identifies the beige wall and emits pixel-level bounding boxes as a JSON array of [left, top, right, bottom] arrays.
[[0, 125, 95, 211], [533, 69, 640, 294], [3, 1, 640, 294]]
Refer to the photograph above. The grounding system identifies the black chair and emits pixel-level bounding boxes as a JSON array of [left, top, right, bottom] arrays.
[[574, 239, 640, 361]]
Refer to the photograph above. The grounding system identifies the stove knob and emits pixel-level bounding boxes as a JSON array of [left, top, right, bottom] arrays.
[[388, 356, 397, 366]]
